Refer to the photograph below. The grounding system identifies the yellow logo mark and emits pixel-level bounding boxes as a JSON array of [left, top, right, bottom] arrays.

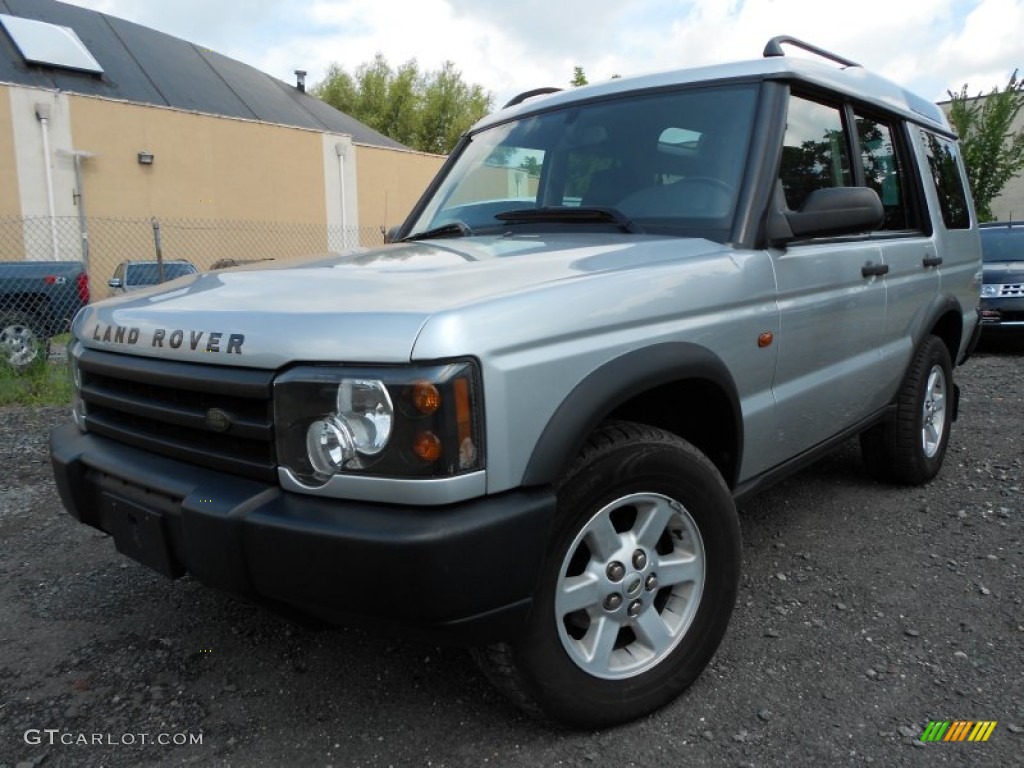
[[922, 720, 997, 742]]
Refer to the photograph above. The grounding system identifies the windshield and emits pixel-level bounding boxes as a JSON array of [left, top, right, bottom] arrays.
[[126, 262, 197, 285], [980, 227, 1023, 263], [408, 83, 759, 243]]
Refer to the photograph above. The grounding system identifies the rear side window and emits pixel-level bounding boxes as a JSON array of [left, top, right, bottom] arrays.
[[780, 96, 852, 210], [855, 113, 915, 230], [920, 131, 970, 229]]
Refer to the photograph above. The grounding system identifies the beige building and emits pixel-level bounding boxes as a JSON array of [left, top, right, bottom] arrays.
[[940, 94, 1024, 222], [991, 103, 1024, 222], [0, 1, 444, 289]]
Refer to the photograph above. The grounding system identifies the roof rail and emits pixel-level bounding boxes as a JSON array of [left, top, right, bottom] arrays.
[[503, 87, 562, 109], [763, 36, 860, 68]]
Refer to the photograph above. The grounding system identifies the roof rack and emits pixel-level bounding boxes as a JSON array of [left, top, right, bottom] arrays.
[[762, 36, 860, 68], [503, 87, 562, 109]]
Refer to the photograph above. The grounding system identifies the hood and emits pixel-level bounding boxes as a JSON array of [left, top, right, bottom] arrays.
[[75, 234, 726, 368]]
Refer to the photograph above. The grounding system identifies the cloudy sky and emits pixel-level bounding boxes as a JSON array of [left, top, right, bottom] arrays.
[[63, 0, 1022, 109]]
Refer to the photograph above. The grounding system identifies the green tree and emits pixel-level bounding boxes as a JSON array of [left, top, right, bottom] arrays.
[[312, 55, 492, 154], [947, 70, 1024, 221], [519, 155, 542, 177], [571, 66, 588, 87], [418, 61, 491, 155]]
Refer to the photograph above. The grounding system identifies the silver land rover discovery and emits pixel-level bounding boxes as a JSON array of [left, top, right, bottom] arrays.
[[51, 36, 982, 728]]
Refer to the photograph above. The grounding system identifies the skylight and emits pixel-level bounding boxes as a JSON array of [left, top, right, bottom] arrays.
[[0, 13, 103, 74]]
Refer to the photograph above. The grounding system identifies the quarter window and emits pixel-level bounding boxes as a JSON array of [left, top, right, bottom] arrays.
[[920, 131, 970, 229]]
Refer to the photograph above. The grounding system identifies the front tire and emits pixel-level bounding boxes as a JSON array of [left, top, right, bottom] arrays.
[[860, 334, 953, 484], [474, 421, 741, 728]]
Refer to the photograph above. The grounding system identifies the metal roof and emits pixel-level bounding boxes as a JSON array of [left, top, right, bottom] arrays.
[[487, 56, 951, 136], [0, 0, 408, 150]]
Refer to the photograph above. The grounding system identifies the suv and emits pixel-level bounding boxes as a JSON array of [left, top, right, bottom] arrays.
[[50, 37, 982, 728], [107, 259, 198, 295], [979, 221, 1024, 331]]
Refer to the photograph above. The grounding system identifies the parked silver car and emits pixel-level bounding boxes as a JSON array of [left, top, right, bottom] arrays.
[[52, 36, 982, 728], [979, 221, 1024, 331]]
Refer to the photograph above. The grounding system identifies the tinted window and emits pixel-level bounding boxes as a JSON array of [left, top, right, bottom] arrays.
[[780, 96, 852, 210], [127, 262, 197, 285], [980, 227, 1024, 262], [920, 131, 970, 229], [446, 147, 544, 207], [856, 114, 914, 230], [409, 84, 760, 243]]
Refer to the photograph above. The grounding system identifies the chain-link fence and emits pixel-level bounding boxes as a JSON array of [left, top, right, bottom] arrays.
[[0, 215, 386, 369]]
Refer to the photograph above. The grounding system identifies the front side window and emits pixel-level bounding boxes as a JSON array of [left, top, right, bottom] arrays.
[[920, 130, 970, 229], [407, 84, 760, 243], [779, 96, 852, 211]]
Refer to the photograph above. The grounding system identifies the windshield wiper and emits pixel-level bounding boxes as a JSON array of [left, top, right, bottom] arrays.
[[402, 221, 473, 242], [494, 206, 643, 234]]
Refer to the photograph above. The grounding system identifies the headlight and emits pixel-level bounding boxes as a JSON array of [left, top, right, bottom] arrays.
[[68, 340, 87, 432], [980, 284, 998, 297], [275, 361, 484, 485], [337, 378, 393, 455]]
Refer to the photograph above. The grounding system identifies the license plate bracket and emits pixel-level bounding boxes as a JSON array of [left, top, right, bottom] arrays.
[[102, 494, 183, 578]]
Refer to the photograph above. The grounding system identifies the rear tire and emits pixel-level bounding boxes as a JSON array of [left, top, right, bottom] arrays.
[[860, 334, 952, 484], [473, 421, 740, 728]]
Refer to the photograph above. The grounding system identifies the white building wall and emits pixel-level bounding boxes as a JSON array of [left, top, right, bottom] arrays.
[[8, 85, 80, 260], [322, 133, 359, 252]]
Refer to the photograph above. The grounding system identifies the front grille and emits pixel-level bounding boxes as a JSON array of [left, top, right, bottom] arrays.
[[78, 349, 277, 482], [997, 283, 1024, 297]]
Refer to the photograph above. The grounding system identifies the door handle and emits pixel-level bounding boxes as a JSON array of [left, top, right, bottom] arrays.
[[861, 262, 889, 278], [923, 256, 943, 267]]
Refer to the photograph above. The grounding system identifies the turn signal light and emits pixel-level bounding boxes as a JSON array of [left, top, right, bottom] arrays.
[[413, 431, 443, 462], [412, 381, 442, 414]]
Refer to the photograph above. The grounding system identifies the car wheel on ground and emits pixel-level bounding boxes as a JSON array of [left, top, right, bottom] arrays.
[[473, 421, 741, 728], [860, 335, 953, 484], [0, 311, 47, 369]]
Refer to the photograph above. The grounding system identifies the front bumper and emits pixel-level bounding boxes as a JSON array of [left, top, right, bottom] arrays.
[[979, 296, 1024, 328], [50, 423, 555, 645]]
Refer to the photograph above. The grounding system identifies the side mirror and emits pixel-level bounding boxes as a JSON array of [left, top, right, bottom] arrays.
[[107, 277, 122, 288], [771, 187, 884, 243], [385, 225, 402, 244]]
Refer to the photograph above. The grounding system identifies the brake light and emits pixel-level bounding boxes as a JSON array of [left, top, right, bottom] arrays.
[[76, 272, 90, 303]]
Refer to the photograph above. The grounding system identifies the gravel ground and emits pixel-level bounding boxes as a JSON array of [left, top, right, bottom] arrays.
[[1, 340, 1021, 768]]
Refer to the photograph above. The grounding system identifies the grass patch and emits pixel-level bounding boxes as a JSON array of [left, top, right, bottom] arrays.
[[0, 356, 72, 407]]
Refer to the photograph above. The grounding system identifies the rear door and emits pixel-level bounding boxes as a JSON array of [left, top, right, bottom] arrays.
[[855, 110, 938, 395]]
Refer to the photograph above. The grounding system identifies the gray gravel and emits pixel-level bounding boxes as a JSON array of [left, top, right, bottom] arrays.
[[1, 340, 1022, 767]]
